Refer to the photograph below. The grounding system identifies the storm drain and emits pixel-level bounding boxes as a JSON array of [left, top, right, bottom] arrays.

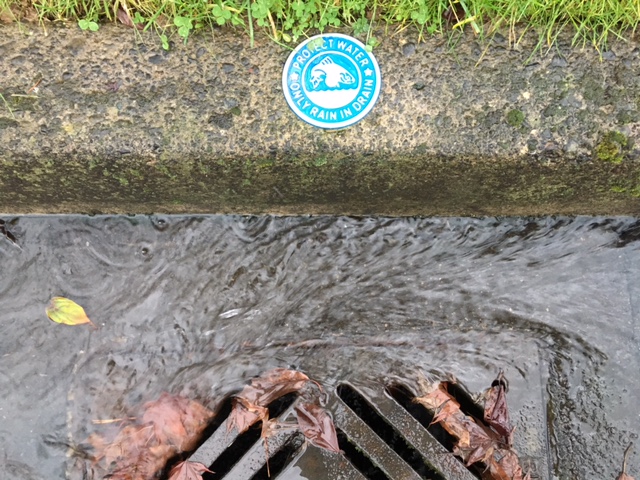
[[181, 379, 548, 480]]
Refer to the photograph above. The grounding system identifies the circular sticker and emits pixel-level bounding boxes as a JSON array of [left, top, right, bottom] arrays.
[[282, 34, 381, 129]]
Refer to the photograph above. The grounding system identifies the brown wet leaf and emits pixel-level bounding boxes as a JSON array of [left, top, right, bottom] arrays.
[[106, 425, 150, 466], [484, 370, 513, 445], [142, 393, 215, 451], [106, 444, 173, 480], [295, 402, 341, 453], [168, 460, 212, 480], [142, 396, 188, 448], [116, 7, 144, 30], [432, 397, 461, 425], [180, 399, 217, 447], [484, 448, 528, 480], [87, 393, 214, 480], [116, 8, 134, 27], [227, 397, 269, 435], [450, 414, 494, 466], [617, 443, 635, 480], [415, 382, 480, 448], [416, 377, 529, 480], [237, 368, 310, 407]]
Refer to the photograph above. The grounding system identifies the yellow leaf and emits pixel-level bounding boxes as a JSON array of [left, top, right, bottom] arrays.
[[46, 297, 95, 327]]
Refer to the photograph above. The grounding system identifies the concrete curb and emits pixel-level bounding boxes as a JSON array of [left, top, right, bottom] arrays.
[[1, 23, 640, 215]]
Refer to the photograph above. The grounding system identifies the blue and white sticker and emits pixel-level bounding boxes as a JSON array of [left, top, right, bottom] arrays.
[[282, 34, 381, 129]]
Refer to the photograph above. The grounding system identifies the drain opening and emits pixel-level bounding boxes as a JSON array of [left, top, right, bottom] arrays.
[[444, 382, 486, 425], [336, 428, 391, 480], [198, 392, 299, 480], [337, 384, 446, 480]]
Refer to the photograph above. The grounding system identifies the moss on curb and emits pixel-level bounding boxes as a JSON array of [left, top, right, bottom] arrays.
[[595, 131, 629, 164], [2, 151, 640, 215], [506, 109, 525, 128]]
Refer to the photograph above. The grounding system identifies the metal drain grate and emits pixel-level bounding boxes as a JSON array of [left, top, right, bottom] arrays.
[[182, 378, 548, 480]]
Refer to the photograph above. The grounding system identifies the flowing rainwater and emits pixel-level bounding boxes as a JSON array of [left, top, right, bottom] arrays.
[[0, 215, 638, 479]]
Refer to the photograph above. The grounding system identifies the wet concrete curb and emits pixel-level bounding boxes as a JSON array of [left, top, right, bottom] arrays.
[[1, 23, 640, 215]]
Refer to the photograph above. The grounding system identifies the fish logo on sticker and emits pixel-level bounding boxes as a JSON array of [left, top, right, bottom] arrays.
[[282, 34, 381, 129], [308, 56, 357, 90]]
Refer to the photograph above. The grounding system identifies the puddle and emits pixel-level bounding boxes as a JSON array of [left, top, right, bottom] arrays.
[[0, 215, 638, 479]]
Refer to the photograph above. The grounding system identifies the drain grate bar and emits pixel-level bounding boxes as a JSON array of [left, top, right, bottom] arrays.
[[361, 385, 478, 480], [222, 430, 304, 479], [189, 413, 243, 467], [331, 396, 423, 480]]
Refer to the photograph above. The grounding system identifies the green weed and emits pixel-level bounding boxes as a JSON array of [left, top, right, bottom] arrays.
[[1, 0, 638, 52], [78, 18, 99, 30], [174, 15, 193, 42], [0, 93, 16, 119], [160, 33, 170, 50]]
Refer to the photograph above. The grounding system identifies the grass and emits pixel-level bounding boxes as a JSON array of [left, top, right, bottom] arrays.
[[0, 0, 638, 51]]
